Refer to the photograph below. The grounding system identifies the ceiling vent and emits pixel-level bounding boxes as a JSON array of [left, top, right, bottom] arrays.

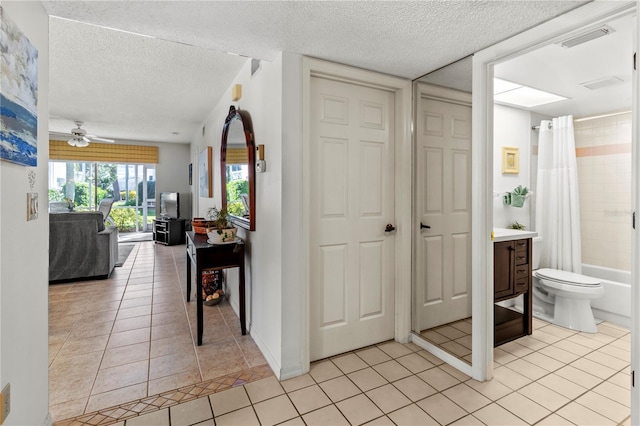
[[581, 76, 624, 90], [557, 25, 615, 48]]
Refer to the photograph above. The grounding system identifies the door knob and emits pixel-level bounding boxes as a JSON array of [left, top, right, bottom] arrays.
[[420, 223, 431, 229], [384, 224, 396, 232]]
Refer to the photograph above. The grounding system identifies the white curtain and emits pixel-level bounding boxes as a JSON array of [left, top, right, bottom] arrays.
[[535, 115, 582, 273]]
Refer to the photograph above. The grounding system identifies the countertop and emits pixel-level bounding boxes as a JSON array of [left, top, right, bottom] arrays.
[[493, 228, 538, 242]]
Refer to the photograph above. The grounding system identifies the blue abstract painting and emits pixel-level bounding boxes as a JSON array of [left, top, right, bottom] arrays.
[[0, 6, 38, 167]]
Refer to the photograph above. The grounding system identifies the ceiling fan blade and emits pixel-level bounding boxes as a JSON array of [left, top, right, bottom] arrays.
[[87, 135, 115, 143]]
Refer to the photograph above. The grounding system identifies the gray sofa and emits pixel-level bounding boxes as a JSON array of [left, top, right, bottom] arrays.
[[49, 212, 118, 282]]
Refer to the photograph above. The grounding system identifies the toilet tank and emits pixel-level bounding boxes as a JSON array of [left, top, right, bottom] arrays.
[[532, 237, 542, 270]]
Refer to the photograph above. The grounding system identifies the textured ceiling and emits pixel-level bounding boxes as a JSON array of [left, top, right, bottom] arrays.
[[42, 0, 589, 144]]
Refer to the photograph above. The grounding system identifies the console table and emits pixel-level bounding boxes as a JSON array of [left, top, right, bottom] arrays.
[[185, 231, 246, 345]]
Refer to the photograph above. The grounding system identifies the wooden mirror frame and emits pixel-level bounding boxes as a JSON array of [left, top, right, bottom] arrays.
[[220, 105, 256, 231]]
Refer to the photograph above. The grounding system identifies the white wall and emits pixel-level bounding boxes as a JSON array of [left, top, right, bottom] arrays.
[[191, 54, 295, 377], [493, 105, 532, 229], [0, 3, 51, 424]]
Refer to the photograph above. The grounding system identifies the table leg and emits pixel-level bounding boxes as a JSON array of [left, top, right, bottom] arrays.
[[186, 252, 192, 302], [197, 266, 203, 345], [239, 259, 246, 335]]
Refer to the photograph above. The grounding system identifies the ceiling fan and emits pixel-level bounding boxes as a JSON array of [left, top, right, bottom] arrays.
[[67, 121, 115, 147]]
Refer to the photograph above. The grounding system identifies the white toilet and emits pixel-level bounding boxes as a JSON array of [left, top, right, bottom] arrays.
[[531, 237, 604, 333]]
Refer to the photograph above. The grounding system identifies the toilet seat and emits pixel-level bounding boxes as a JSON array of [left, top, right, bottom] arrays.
[[534, 268, 601, 287]]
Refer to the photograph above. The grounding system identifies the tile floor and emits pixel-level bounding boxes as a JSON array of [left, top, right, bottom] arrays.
[[420, 318, 473, 364], [51, 241, 632, 426], [70, 319, 631, 426], [49, 241, 270, 424]]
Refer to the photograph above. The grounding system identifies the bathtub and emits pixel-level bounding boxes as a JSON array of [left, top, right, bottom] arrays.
[[583, 264, 631, 328]]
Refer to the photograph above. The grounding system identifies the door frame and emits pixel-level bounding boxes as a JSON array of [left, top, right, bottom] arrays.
[[472, 0, 638, 389], [301, 57, 412, 370]]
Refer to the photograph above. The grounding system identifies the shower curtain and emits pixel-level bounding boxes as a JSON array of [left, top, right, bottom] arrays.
[[535, 115, 582, 273]]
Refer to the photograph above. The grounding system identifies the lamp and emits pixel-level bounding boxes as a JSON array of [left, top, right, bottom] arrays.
[[68, 136, 90, 147]]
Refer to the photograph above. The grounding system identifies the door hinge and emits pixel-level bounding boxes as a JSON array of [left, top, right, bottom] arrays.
[[633, 211, 636, 230], [633, 370, 635, 387], [634, 52, 637, 71]]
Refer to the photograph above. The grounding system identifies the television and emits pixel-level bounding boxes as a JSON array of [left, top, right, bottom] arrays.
[[159, 192, 180, 219]]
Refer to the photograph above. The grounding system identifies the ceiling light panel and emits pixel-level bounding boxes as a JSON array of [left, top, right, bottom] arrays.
[[580, 76, 624, 90], [557, 25, 615, 48], [494, 78, 522, 94], [494, 86, 568, 108]]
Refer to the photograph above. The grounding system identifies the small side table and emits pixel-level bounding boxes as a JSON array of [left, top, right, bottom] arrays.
[[185, 231, 246, 345]]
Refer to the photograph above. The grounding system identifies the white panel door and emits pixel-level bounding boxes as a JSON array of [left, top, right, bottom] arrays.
[[310, 77, 396, 361], [416, 97, 472, 331]]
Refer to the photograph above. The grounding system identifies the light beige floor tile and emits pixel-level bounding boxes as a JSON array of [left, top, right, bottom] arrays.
[[365, 384, 411, 414], [537, 373, 588, 400], [541, 325, 577, 339], [522, 351, 565, 372], [209, 385, 250, 416], [576, 391, 629, 423], [377, 341, 413, 358], [422, 330, 449, 345], [417, 393, 467, 425], [491, 365, 531, 390], [58, 334, 110, 357], [331, 353, 369, 374], [101, 341, 150, 369], [553, 339, 592, 356], [336, 394, 384, 426], [86, 382, 147, 413], [504, 358, 549, 381], [92, 359, 149, 394], [497, 391, 550, 424], [441, 341, 472, 358], [464, 378, 512, 401], [493, 348, 517, 365], [214, 406, 260, 426], [518, 381, 570, 411], [49, 397, 88, 423], [107, 327, 151, 348], [516, 336, 548, 351], [125, 408, 169, 426], [309, 360, 343, 383], [49, 371, 96, 406], [393, 375, 437, 402], [395, 353, 435, 374], [556, 402, 616, 426], [253, 394, 299, 426], [169, 397, 213, 426], [417, 367, 460, 391], [443, 383, 491, 412], [606, 371, 631, 390], [288, 384, 332, 415], [584, 350, 629, 371], [531, 329, 563, 344], [302, 404, 350, 426], [434, 325, 467, 340], [281, 373, 315, 393], [416, 349, 445, 366], [363, 415, 395, 425], [149, 350, 198, 380], [112, 315, 151, 333], [535, 413, 575, 425], [372, 360, 412, 382], [440, 363, 471, 382], [387, 403, 439, 425], [498, 341, 533, 358], [278, 417, 305, 426], [356, 347, 393, 366], [148, 368, 202, 396], [348, 367, 388, 392], [319, 375, 361, 402], [244, 376, 284, 403], [473, 403, 528, 425], [449, 414, 485, 425], [538, 345, 581, 364], [556, 364, 604, 388], [566, 334, 605, 350]]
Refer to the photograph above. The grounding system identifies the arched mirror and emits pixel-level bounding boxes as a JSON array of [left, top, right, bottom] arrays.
[[221, 105, 255, 230]]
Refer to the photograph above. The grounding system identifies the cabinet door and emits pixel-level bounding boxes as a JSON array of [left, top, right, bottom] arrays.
[[494, 241, 514, 301]]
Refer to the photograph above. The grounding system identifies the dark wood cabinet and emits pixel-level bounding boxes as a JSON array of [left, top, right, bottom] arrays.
[[153, 218, 185, 246], [494, 238, 532, 346]]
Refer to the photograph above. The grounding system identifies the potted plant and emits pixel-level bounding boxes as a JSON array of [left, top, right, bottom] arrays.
[[206, 206, 237, 243]]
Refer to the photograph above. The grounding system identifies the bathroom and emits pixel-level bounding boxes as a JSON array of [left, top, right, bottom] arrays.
[[493, 12, 633, 329]]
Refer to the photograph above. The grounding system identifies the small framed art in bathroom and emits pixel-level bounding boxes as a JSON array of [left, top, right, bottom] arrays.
[[502, 147, 519, 174]]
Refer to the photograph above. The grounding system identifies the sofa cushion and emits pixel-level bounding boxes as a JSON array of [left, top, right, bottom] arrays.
[[50, 211, 105, 232]]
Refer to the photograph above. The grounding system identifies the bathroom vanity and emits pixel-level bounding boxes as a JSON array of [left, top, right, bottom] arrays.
[[493, 228, 537, 347]]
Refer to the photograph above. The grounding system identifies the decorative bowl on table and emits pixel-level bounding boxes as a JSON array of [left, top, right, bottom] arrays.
[[192, 218, 213, 234], [203, 289, 224, 305], [207, 227, 237, 244]]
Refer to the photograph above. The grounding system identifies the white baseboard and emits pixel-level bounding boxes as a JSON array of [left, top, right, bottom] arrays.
[[250, 327, 281, 379]]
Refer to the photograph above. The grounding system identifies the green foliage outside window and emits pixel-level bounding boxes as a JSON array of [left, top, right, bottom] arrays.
[[110, 208, 144, 232]]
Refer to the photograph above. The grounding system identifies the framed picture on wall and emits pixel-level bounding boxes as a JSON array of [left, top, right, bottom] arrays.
[[199, 147, 213, 198], [502, 147, 519, 174]]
